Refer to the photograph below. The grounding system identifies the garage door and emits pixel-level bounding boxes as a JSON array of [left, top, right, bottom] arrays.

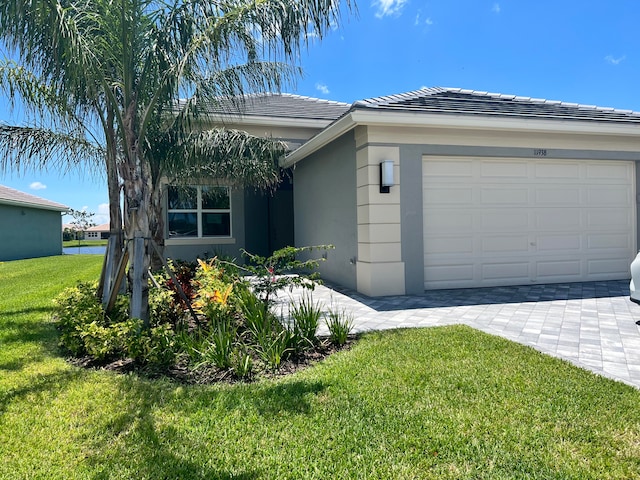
[[423, 157, 636, 289]]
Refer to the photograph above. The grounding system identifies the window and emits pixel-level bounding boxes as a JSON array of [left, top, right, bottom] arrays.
[[167, 186, 231, 238]]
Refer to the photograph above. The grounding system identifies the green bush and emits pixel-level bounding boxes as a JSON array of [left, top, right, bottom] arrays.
[[289, 293, 323, 351], [54, 282, 177, 366], [53, 248, 343, 378], [53, 282, 128, 357], [230, 344, 253, 380], [325, 308, 354, 346], [199, 316, 236, 369]]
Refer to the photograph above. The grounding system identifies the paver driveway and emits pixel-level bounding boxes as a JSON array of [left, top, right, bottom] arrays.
[[284, 280, 640, 389]]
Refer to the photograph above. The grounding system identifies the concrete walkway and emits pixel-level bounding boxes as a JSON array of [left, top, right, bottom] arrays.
[[281, 280, 640, 389]]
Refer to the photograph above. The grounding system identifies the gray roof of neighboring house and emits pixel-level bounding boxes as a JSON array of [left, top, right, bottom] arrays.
[[352, 87, 640, 123], [0, 185, 68, 211], [200, 93, 351, 121]]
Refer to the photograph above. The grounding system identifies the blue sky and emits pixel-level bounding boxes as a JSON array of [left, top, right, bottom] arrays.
[[2, 0, 640, 224]]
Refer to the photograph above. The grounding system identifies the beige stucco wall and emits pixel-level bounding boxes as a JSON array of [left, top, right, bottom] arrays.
[[349, 120, 640, 297], [355, 127, 405, 296]]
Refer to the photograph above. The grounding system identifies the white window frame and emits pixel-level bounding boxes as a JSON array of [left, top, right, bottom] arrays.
[[166, 185, 232, 239]]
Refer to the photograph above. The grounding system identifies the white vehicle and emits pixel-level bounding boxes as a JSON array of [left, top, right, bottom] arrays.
[[630, 252, 640, 304]]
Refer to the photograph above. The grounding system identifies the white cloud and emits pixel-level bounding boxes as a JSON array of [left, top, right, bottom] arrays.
[[605, 55, 626, 65], [415, 12, 433, 26], [94, 203, 110, 225], [373, 0, 408, 18], [97, 203, 109, 215], [29, 181, 46, 190], [492, 3, 501, 13], [316, 83, 330, 95]]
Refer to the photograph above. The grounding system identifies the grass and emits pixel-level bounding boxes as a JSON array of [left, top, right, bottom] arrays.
[[2, 256, 640, 479], [63, 239, 108, 248]]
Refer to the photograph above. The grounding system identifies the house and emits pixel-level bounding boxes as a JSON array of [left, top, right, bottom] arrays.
[[163, 94, 351, 261], [85, 223, 111, 240], [164, 88, 640, 297], [0, 185, 68, 261]]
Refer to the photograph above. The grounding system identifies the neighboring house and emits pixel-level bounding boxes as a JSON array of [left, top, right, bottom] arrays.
[[164, 88, 640, 297], [85, 223, 111, 240], [0, 185, 68, 261]]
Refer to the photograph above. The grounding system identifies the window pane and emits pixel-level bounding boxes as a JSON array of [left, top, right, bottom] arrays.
[[202, 213, 231, 236], [202, 187, 230, 209], [168, 212, 197, 237], [168, 186, 197, 210]]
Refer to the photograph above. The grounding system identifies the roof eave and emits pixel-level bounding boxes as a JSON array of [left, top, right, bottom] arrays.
[[0, 198, 68, 212], [281, 109, 640, 167], [203, 114, 336, 130]]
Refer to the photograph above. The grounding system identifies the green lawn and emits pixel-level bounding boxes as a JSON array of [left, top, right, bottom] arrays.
[[2, 256, 640, 479]]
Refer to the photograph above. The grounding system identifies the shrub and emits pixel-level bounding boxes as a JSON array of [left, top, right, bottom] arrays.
[[149, 287, 183, 326], [132, 323, 177, 367], [230, 344, 253, 380], [289, 293, 323, 351], [199, 316, 236, 369], [257, 325, 294, 371], [54, 282, 129, 357], [53, 247, 345, 378], [325, 308, 354, 346], [239, 245, 333, 305], [54, 283, 177, 366], [160, 259, 197, 308]]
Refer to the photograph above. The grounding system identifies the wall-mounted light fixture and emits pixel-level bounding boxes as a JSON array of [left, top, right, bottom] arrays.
[[380, 160, 394, 193]]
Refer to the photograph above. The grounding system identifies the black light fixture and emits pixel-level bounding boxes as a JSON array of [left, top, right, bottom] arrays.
[[379, 160, 394, 193]]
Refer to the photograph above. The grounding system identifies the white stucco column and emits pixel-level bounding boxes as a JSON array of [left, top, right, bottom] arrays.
[[355, 136, 406, 296]]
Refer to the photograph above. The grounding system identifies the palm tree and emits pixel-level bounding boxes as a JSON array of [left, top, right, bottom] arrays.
[[0, 0, 352, 324]]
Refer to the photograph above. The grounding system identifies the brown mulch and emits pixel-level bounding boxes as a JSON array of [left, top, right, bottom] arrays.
[[66, 337, 357, 385]]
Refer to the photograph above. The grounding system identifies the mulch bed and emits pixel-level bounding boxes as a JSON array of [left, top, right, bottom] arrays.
[[66, 336, 357, 385]]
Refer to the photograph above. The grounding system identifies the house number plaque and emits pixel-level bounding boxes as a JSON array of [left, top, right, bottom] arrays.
[[533, 149, 547, 157]]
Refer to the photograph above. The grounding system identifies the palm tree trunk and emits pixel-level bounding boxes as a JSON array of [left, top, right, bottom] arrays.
[[122, 106, 151, 326], [98, 106, 124, 303]]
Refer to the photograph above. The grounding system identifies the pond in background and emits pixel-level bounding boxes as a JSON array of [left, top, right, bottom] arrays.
[[63, 246, 107, 255]]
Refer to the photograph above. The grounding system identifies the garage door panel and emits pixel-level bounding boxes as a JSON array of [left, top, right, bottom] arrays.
[[587, 258, 631, 275], [587, 210, 632, 228], [424, 159, 473, 177], [587, 234, 631, 250], [535, 188, 580, 205], [482, 262, 529, 280], [481, 161, 528, 178], [424, 210, 474, 231], [425, 236, 474, 255], [536, 260, 582, 278], [481, 212, 529, 230], [481, 236, 529, 253], [586, 187, 631, 206], [424, 187, 473, 204], [587, 163, 631, 180], [425, 264, 474, 283], [423, 157, 635, 289], [536, 234, 581, 251], [480, 187, 528, 205], [535, 162, 581, 179], [535, 210, 582, 230]]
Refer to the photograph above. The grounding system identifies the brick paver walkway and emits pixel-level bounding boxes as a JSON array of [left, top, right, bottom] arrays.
[[280, 280, 640, 389]]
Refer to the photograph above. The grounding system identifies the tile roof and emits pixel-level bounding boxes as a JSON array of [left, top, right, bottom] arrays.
[[86, 223, 110, 232], [352, 87, 640, 123], [0, 185, 68, 211], [200, 93, 351, 121]]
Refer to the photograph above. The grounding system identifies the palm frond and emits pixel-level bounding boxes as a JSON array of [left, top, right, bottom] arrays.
[[159, 128, 286, 190], [0, 124, 104, 177]]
